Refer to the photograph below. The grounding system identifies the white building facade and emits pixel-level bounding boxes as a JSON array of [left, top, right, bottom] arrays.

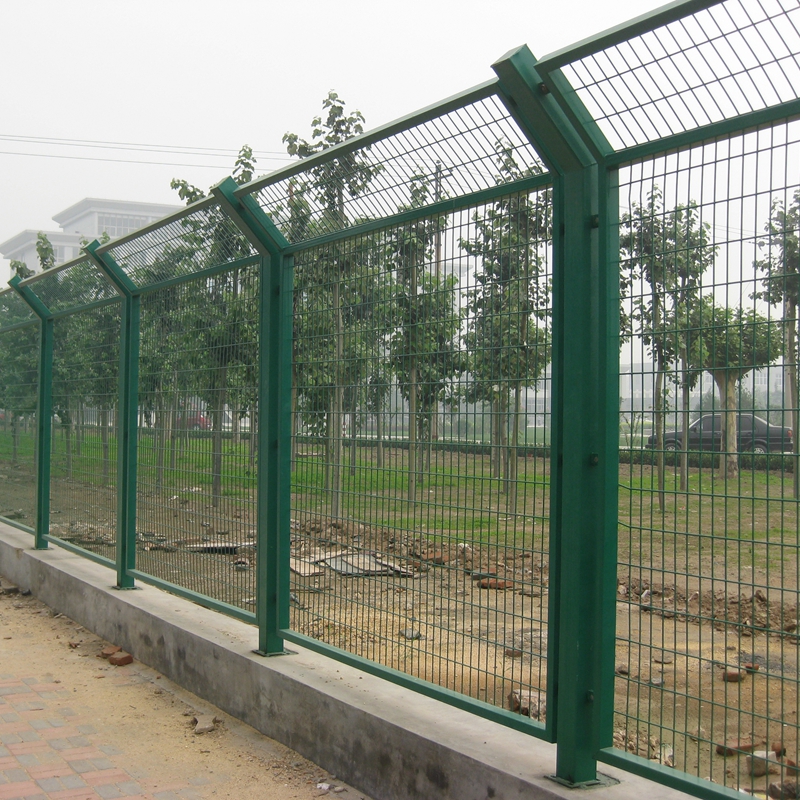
[[0, 198, 181, 275]]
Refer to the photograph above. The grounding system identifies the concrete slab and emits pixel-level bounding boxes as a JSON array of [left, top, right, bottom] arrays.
[[0, 522, 691, 800]]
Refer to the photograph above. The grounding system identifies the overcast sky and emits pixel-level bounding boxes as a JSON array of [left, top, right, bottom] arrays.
[[0, 0, 668, 283]]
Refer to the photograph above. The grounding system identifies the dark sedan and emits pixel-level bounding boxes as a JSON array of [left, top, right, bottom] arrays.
[[647, 413, 793, 454]]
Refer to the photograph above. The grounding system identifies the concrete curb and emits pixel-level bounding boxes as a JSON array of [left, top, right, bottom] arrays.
[[0, 523, 683, 800]]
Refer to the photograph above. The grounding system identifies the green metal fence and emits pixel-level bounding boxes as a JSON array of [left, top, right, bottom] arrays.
[[2, 1, 799, 796], [0, 288, 38, 531]]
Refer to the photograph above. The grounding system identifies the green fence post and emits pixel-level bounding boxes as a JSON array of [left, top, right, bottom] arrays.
[[493, 45, 619, 785], [84, 243, 140, 589], [211, 177, 291, 655], [10, 276, 53, 551]]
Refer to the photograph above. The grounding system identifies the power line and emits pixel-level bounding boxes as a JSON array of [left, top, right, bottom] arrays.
[[0, 132, 292, 161], [0, 149, 296, 170], [0, 149, 236, 170]]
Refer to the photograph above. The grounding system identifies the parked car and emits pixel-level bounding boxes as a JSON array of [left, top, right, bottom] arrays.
[[177, 412, 211, 431], [647, 413, 792, 454]]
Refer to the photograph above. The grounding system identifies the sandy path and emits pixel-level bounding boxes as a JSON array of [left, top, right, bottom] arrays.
[[0, 582, 372, 800]]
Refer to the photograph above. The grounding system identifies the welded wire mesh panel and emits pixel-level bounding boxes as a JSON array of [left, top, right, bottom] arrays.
[[101, 201, 257, 289], [0, 322, 39, 529], [556, 0, 800, 151], [135, 265, 258, 611], [617, 117, 800, 788], [251, 94, 545, 244], [0, 288, 35, 327], [23, 258, 117, 313], [48, 303, 121, 560], [290, 169, 553, 719]]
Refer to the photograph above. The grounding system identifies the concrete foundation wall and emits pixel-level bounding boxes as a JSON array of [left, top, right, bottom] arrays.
[[0, 523, 684, 800]]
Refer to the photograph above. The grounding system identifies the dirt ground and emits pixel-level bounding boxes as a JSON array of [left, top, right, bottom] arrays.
[[3, 457, 800, 793], [0, 583, 372, 800]]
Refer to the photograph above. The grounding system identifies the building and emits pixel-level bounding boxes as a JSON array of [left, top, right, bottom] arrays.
[[0, 198, 182, 275]]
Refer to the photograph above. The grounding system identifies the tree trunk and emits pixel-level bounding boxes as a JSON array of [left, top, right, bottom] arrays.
[[100, 408, 110, 486], [500, 392, 509, 494], [11, 413, 18, 465], [65, 410, 73, 479], [349, 406, 357, 477], [249, 408, 258, 471], [155, 401, 166, 489], [507, 383, 522, 511], [231, 403, 240, 446], [331, 283, 343, 518], [375, 402, 384, 469], [407, 262, 418, 503], [76, 403, 83, 457], [212, 372, 227, 508], [653, 290, 665, 512], [490, 397, 500, 480], [785, 299, 799, 498], [169, 396, 178, 473], [679, 349, 690, 492], [291, 354, 298, 464], [713, 371, 739, 478]]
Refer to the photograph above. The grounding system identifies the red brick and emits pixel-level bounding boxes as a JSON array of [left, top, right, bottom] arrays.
[[58, 747, 105, 759], [108, 651, 133, 667], [83, 768, 131, 786], [478, 578, 515, 590], [0, 721, 27, 734], [8, 740, 49, 755], [28, 762, 74, 779], [0, 781, 42, 799], [49, 789, 101, 799]]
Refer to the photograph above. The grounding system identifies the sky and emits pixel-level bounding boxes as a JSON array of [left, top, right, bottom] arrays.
[[0, 0, 669, 283]]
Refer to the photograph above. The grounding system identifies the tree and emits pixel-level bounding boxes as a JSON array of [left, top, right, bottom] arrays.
[[388, 174, 461, 502], [620, 188, 715, 501], [171, 145, 260, 507], [36, 232, 56, 271], [754, 188, 800, 495], [10, 260, 33, 279], [460, 141, 551, 506], [283, 91, 380, 518], [688, 297, 782, 477]]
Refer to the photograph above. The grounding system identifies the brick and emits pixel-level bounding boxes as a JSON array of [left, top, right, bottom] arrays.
[[68, 760, 96, 774], [8, 740, 49, 755], [0, 780, 41, 799], [478, 578, 515, 590], [59, 747, 105, 759], [61, 775, 88, 789], [0, 723, 26, 735], [95, 785, 123, 799], [49, 789, 99, 799], [37, 777, 66, 792], [108, 652, 133, 667], [29, 763, 74, 780], [83, 769, 130, 786]]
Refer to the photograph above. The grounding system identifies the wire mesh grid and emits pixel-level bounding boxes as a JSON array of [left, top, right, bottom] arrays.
[[47, 303, 121, 560], [0, 288, 35, 328], [616, 117, 800, 787], [0, 323, 39, 528], [135, 266, 259, 611], [250, 94, 545, 245], [289, 168, 553, 718], [102, 201, 257, 289], [23, 258, 118, 314], [555, 0, 800, 152]]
